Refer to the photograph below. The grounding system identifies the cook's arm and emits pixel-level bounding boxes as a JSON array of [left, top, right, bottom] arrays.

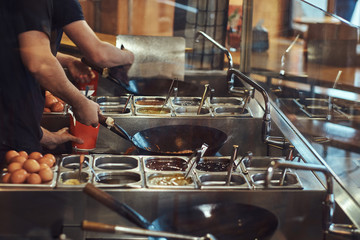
[[56, 52, 95, 83], [40, 127, 83, 150], [63, 20, 134, 68], [18, 30, 99, 127]]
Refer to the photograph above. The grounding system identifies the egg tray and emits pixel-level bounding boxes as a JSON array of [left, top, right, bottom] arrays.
[[0, 171, 58, 189], [43, 103, 69, 115]]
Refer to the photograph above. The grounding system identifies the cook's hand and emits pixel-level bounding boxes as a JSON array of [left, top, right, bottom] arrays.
[[40, 127, 83, 150], [72, 98, 100, 127], [67, 58, 96, 83]]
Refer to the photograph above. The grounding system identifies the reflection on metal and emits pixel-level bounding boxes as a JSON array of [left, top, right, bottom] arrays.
[[280, 34, 300, 76], [240, 0, 253, 73]]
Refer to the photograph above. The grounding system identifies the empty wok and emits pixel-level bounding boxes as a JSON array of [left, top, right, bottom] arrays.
[[99, 115, 227, 156], [83, 183, 279, 240]]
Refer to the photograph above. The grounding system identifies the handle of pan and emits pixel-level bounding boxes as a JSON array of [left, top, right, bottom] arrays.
[[82, 220, 215, 240], [98, 113, 132, 142], [83, 183, 152, 229]]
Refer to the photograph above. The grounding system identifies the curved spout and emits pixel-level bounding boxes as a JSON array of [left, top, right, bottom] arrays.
[[195, 31, 233, 69], [227, 69, 271, 142]]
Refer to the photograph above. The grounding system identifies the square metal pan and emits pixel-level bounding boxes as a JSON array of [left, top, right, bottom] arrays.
[[56, 170, 92, 188], [248, 170, 303, 189], [197, 172, 250, 190], [142, 156, 188, 172], [59, 154, 93, 173]]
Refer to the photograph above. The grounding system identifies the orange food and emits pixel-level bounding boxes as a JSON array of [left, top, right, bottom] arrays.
[[27, 173, 42, 184], [43, 107, 51, 113], [51, 101, 64, 112], [23, 159, 41, 173], [38, 157, 54, 168], [10, 169, 28, 184], [7, 162, 23, 173], [18, 151, 28, 159], [39, 163, 50, 171], [45, 95, 58, 108], [43, 153, 56, 162], [2, 173, 11, 183], [9, 155, 27, 165], [28, 152, 43, 160], [38, 168, 53, 182], [5, 150, 19, 163]]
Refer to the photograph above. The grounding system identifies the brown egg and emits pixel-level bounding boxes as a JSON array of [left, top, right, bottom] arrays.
[[45, 95, 58, 108], [7, 162, 23, 173], [39, 163, 50, 171], [27, 173, 42, 184], [43, 153, 56, 162], [28, 152, 43, 161], [38, 157, 54, 168], [2, 173, 11, 183], [39, 168, 53, 182], [5, 150, 19, 163], [10, 169, 28, 184], [18, 151, 28, 159], [9, 155, 27, 165], [45, 91, 51, 96], [51, 101, 64, 112], [43, 107, 51, 113], [23, 159, 41, 173]]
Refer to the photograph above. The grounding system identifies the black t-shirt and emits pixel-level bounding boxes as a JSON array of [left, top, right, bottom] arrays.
[[0, 0, 84, 159]]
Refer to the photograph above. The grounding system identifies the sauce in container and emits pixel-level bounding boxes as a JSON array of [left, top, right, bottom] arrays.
[[148, 173, 192, 186]]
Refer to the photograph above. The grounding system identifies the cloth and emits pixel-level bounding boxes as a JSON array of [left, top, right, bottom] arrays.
[[335, 0, 358, 21], [0, 0, 84, 160]]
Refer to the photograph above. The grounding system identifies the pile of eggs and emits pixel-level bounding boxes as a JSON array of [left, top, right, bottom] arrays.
[[44, 91, 65, 113], [2, 150, 55, 184]]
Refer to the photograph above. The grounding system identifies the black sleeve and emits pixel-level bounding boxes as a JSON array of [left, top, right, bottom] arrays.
[[53, 0, 84, 28], [16, 0, 52, 38]]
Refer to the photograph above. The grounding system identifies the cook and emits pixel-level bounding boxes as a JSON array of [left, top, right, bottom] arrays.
[[0, 0, 134, 162]]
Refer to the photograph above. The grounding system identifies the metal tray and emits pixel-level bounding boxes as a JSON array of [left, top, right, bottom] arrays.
[[0, 172, 58, 189], [56, 170, 91, 188], [93, 155, 140, 172], [59, 154, 93, 172], [135, 106, 172, 116], [143, 156, 188, 172], [197, 173, 250, 189], [171, 97, 204, 107], [133, 96, 167, 107], [145, 172, 196, 189], [92, 170, 143, 188], [207, 97, 243, 107], [173, 106, 212, 117], [213, 107, 252, 117], [249, 171, 303, 189]]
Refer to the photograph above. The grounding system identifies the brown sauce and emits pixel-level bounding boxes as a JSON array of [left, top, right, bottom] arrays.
[[148, 173, 193, 186], [136, 100, 164, 105], [146, 158, 187, 171], [137, 107, 170, 114]]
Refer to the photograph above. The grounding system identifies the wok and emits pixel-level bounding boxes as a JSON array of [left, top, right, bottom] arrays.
[[83, 183, 279, 240], [98, 114, 227, 156]]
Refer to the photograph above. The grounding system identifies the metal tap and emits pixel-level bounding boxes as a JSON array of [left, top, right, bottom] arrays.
[[264, 159, 360, 238], [195, 31, 233, 69]]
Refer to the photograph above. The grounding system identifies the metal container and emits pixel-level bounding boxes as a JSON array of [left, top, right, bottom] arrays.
[[241, 156, 286, 171], [135, 106, 172, 116], [93, 155, 140, 171], [57, 171, 91, 188], [213, 106, 252, 117], [0, 171, 57, 189], [95, 96, 132, 115], [174, 107, 212, 117], [171, 97, 203, 107], [195, 156, 233, 172], [93, 171, 142, 188], [143, 156, 188, 171], [208, 97, 243, 106], [198, 173, 250, 189], [60, 154, 92, 172], [250, 171, 303, 189], [146, 172, 196, 189], [134, 96, 167, 106]]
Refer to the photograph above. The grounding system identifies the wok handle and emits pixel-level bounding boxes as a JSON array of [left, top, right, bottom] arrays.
[[83, 183, 152, 229], [98, 113, 132, 142], [82, 220, 116, 233]]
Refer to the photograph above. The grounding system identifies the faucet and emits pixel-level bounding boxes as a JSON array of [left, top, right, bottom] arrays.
[[226, 69, 293, 150], [265, 159, 360, 238], [195, 31, 233, 69]]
